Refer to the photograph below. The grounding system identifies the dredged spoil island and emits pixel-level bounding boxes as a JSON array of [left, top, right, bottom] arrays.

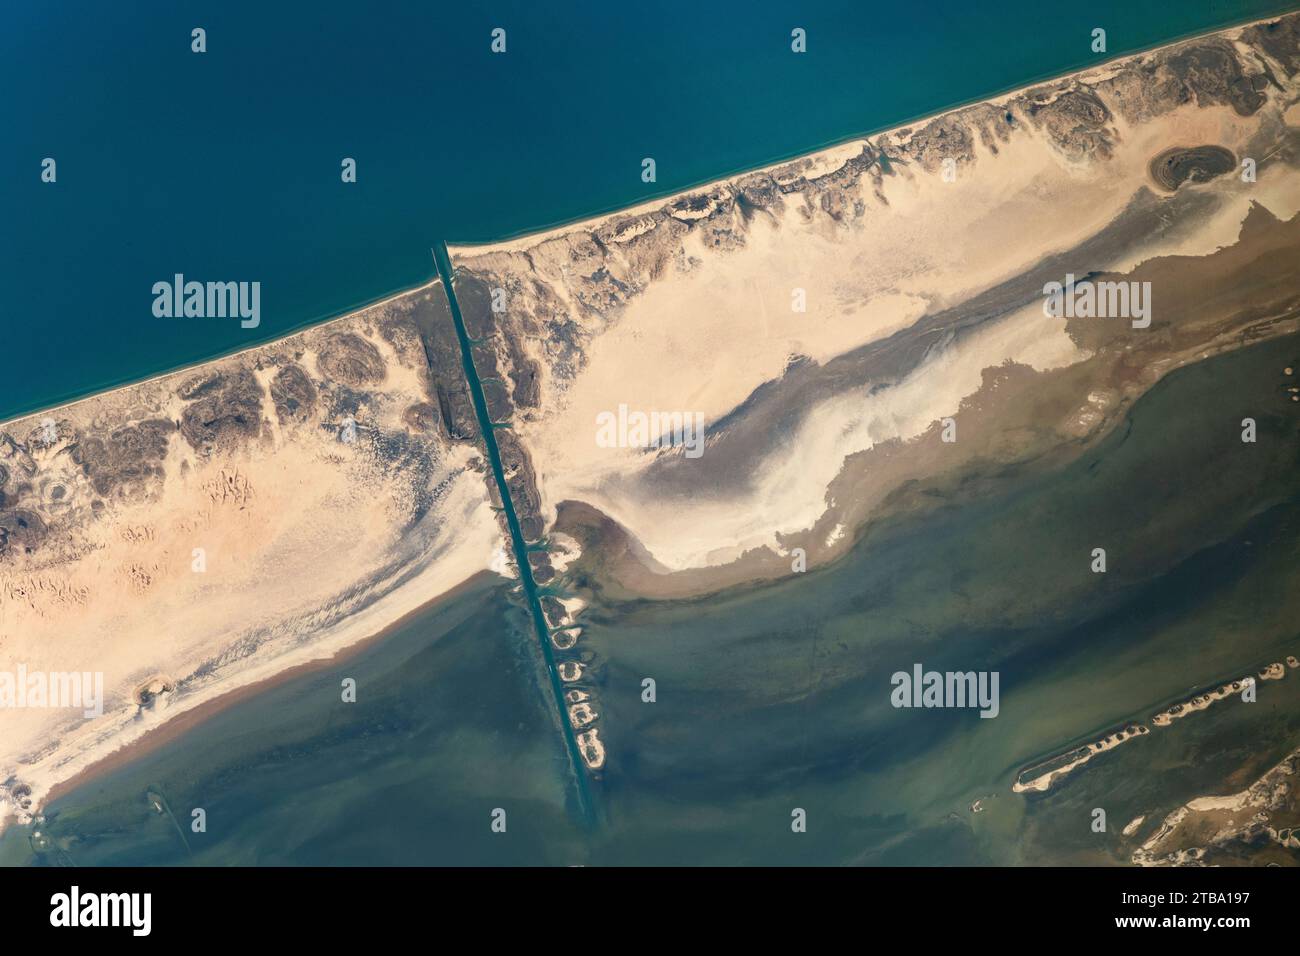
[[5, 12, 1300, 834], [1014, 656, 1295, 795], [445, 12, 1300, 777], [446, 13, 1300, 601]]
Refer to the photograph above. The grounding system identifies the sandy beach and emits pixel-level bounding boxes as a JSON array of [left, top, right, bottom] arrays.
[[0, 282, 505, 831], [34, 568, 498, 817], [4, 9, 1299, 835], [447, 12, 1300, 596]]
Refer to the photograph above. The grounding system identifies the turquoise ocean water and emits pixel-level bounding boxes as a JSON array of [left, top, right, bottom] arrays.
[[2, 0, 1296, 421], [3, 0, 1299, 866]]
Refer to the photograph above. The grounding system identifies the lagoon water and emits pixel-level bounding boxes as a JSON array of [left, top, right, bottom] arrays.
[[5, 0, 1300, 867], [3, 0, 1297, 421], [7, 332, 1297, 866]]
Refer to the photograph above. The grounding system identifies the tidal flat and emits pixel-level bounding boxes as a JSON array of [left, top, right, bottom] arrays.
[[7, 331, 1295, 866], [4, 10, 1300, 866]]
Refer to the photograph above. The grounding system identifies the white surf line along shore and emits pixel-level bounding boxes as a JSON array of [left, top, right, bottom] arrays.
[[0, 279, 443, 431], [448, 10, 1292, 259], [449, 12, 1300, 575], [0, 281, 506, 836]]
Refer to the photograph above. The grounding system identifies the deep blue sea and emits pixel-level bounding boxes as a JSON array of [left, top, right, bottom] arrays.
[[2, 0, 1296, 421], [4, 1, 1300, 867]]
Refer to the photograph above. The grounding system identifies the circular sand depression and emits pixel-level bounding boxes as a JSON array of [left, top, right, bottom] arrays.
[[1148, 145, 1236, 191]]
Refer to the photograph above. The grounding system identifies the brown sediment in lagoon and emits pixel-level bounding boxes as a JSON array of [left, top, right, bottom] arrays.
[[34, 569, 498, 817], [447, 11, 1300, 606], [0, 280, 506, 829]]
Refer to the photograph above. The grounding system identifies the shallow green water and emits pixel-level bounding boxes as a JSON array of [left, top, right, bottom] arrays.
[[6, 585, 590, 866], [7, 334, 1295, 866], [435, 242, 594, 821]]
